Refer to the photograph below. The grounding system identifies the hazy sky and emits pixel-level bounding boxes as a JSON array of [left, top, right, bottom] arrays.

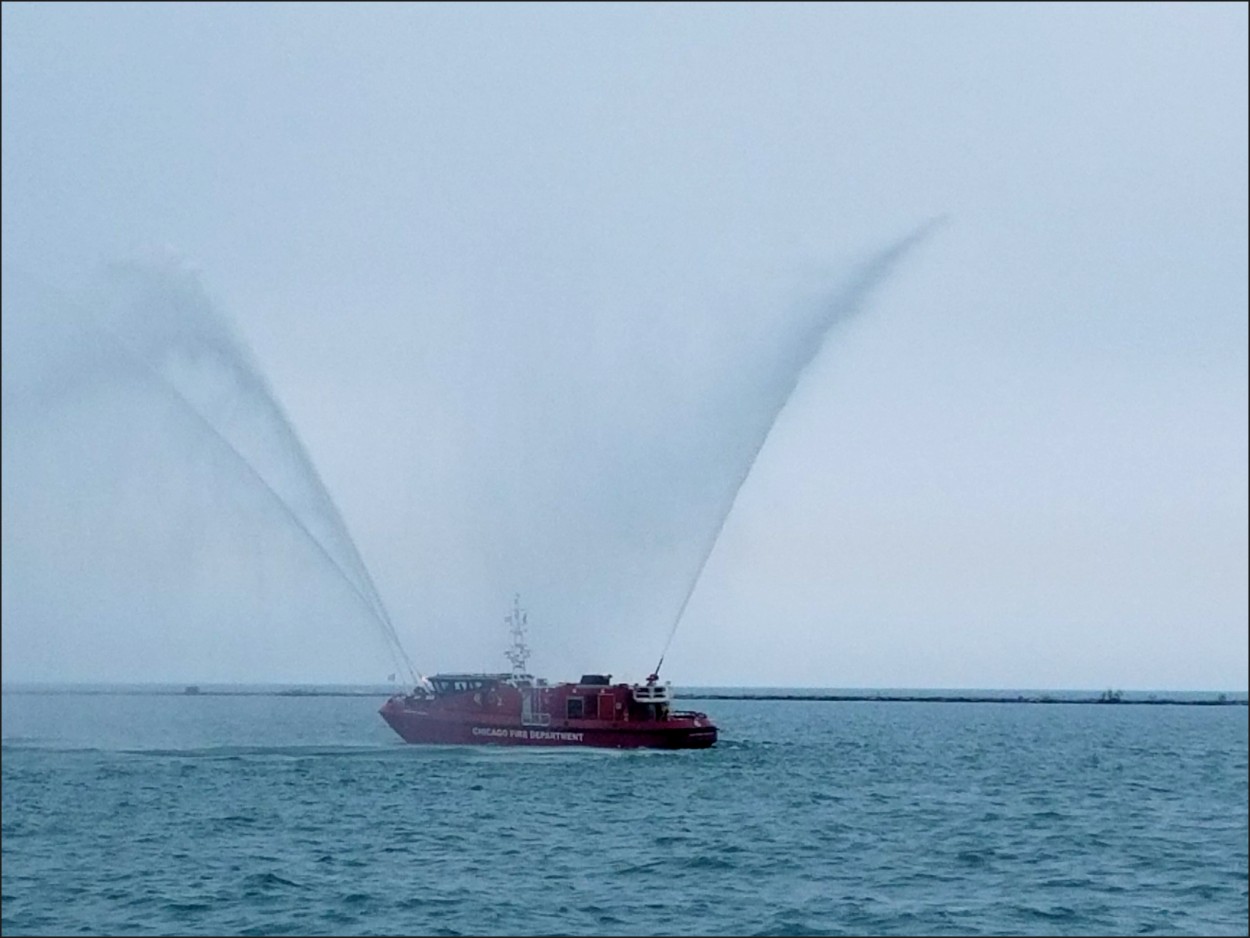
[[3, 2, 1246, 690]]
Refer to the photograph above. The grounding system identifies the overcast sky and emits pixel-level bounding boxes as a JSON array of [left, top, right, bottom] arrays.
[[3, 2, 1246, 691]]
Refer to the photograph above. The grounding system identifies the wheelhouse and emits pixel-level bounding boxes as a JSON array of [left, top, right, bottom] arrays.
[[428, 673, 509, 695]]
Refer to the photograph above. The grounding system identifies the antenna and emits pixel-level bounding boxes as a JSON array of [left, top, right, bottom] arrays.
[[504, 593, 531, 677]]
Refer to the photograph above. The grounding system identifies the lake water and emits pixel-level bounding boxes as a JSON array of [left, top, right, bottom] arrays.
[[2, 688, 1246, 935]]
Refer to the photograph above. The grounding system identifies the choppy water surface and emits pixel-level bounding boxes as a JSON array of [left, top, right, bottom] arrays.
[[2, 690, 1246, 935]]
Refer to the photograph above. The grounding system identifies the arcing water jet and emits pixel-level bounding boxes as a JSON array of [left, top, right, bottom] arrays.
[[652, 217, 948, 676]]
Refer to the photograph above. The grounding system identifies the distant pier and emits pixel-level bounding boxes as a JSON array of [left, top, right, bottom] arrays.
[[676, 692, 1247, 706], [2, 687, 1244, 706]]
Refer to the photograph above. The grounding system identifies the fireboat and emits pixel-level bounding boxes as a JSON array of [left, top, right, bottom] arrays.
[[379, 597, 717, 749]]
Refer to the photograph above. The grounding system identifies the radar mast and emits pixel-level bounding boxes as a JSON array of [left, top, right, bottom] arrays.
[[504, 593, 531, 679]]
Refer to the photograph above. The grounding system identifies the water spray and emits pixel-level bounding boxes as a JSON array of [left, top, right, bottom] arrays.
[[652, 217, 949, 678], [15, 268, 419, 685]]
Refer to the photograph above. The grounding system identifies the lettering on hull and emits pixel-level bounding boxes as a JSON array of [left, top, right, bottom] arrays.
[[471, 726, 584, 742]]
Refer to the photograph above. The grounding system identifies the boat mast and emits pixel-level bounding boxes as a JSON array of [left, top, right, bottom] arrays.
[[504, 593, 531, 679]]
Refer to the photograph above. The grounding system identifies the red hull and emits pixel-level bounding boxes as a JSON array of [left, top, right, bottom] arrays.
[[379, 672, 717, 750], [381, 699, 716, 749]]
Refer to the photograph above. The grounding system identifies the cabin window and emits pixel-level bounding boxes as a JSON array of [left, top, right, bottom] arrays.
[[567, 697, 584, 719]]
